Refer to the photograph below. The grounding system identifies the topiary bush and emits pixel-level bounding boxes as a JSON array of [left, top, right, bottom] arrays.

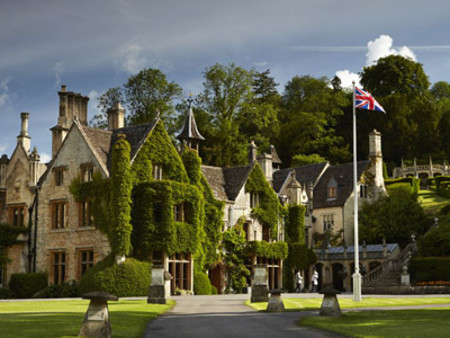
[[194, 271, 212, 295], [79, 256, 151, 297], [8, 272, 48, 298], [33, 281, 79, 298], [211, 285, 218, 295], [0, 287, 13, 299]]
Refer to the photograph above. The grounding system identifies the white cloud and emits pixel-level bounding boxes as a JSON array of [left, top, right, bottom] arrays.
[[40, 152, 51, 164], [88, 90, 101, 118], [53, 61, 64, 87], [335, 70, 361, 89], [0, 77, 11, 107], [366, 34, 416, 65], [119, 43, 146, 74], [0, 142, 7, 154], [253, 61, 269, 67]]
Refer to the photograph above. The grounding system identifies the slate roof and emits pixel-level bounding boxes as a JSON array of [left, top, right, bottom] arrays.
[[313, 160, 370, 209], [314, 243, 399, 260], [201, 164, 253, 202], [80, 125, 112, 171], [272, 162, 328, 193]]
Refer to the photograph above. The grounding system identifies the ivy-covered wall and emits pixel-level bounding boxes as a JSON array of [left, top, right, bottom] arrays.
[[0, 223, 27, 265], [245, 163, 283, 240]]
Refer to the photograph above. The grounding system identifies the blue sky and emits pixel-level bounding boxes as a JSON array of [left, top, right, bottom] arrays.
[[1, 0, 450, 161]]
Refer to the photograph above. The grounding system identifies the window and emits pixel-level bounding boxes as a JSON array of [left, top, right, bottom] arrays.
[[250, 192, 260, 208], [262, 225, 270, 242], [78, 250, 94, 278], [8, 205, 26, 227], [51, 201, 67, 229], [327, 178, 338, 199], [79, 200, 92, 227], [173, 202, 186, 222], [80, 164, 94, 183], [360, 184, 368, 198], [153, 164, 163, 180], [328, 187, 337, 199], [53, 252, 66, 284], [323, 214, 335, 231], [53, 167, 65, 186]]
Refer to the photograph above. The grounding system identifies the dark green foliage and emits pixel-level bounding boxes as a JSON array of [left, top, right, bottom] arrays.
[[410, 257, 450, 282], [428, 176, 450, 199], [285, 205, 306, 244], [0, 287, 13, 299], [0, 223, 27, 265], [360, 186, 431, 247], [193, 271, 212, 295], [110, 135, 133, 257], [132, 121, 189, 183], [79, 256, 151, 296], [8, 272, 48, 298], [131, 181, 204, 257], [283, 242, 317, 292], [211, 285, 218, 295], [383, 162, 389, 179], [245, 164, 282, 239], [417, 205, 450, 256], [33, 282, 79, 298], [244, 241, 288, 260], [222, 222, 250, 293], [291, 154, 326, 167]]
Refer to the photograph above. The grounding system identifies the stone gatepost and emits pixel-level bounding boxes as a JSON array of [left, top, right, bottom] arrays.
[[401, 265, 410, 286], [319, 288, 341, 317], [148, 265, 172, 304], [251, 264, 269, 303], [266, 290, 284, 312], [79, 291, 118, 338]]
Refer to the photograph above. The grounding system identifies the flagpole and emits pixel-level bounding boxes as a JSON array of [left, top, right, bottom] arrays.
[[352, 81, 362, 301]]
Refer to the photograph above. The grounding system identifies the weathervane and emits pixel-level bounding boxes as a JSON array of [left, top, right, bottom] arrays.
[[187, 92, 194, 109]]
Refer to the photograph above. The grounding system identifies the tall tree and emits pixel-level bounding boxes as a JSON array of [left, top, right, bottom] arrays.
[[91, 68, 182, 134]]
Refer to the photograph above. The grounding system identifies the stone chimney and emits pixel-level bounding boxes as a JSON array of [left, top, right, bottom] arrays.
[[369, 130, 385, 193], [17, 112, 31, 153], [248, 141, 258, 165], [107, 102, 125, 130], [51, 85, 89, 158], [257, 153, 273, 182]]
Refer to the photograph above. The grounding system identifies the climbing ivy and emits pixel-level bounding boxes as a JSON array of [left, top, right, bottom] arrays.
[[245, 163, 283, 239], [0, 223, 27, 265], [110, 134, 133, 257], [244, 240, 288, 260]]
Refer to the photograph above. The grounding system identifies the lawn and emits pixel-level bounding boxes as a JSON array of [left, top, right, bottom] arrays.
[[300, 307, 450, 338], [0, 299, 174, 338], [417, 190, 449, 214], [245, 296, 450, 311]]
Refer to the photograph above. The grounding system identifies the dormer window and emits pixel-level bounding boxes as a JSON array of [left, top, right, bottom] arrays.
[[327, 178, 338, 200], [153, 164, 163, 180], [250, 192, 260, 208], [80, 164, 94, 183]]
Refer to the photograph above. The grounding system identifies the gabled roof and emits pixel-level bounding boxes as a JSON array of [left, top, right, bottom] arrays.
[[272, 162, 328, 193], [79, 124, 112, 175], [313, 160, 370, 208], [270, 145, 282, 164], [177, 107, 205, 142], [201, 164, 253, 202]]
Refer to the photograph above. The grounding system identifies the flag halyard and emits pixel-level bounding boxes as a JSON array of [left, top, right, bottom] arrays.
[[354, 87, 386, 113]]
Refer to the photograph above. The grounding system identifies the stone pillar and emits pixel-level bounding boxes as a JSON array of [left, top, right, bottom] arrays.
[[148, 265, 171, 304], [319, 288, 341, 317], [401, 265, 410, 286], [251, 264, 269, 303], [266, 290, 284, 312], [79, 292, 118, 338], [107, 103, 125, 130]]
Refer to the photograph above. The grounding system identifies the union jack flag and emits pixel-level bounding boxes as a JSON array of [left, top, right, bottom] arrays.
[[354, 87, 386, 113]]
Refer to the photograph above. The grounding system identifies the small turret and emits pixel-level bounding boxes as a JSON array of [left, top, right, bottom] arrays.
[[177, 100, 205, 151]]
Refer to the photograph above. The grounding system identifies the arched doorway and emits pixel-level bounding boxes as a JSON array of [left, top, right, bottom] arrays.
[[332, 263, 346, 291]]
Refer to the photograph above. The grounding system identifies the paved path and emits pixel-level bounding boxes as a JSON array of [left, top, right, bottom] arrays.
[[144, 294, 338, 338]]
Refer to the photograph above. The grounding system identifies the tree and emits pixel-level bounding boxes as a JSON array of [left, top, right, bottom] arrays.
[[277, 76, 351, 165], [92, 68, 182, 134], [291, 153, 326, 166], [359, 187, 432, 247]]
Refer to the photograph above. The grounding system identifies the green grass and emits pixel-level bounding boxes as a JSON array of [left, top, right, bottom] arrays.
[[300, 308, 450, 337], [245, 297, 450, 311], [0, 299, 174, 338], [418, 190, 449, 213]]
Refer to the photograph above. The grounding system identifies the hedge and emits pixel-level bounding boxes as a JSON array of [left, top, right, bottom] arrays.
[[385, 177, 420, 194], [8, 272, 48, 298], [194, 271, 212, 295], [79, 256, 151, 296], [33, 282, 79, 298], [0, 287, 13, 299], [410, 257, 450, 282]]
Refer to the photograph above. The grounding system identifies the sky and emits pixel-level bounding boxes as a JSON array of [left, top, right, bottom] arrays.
[[1, 0, 450, 162]]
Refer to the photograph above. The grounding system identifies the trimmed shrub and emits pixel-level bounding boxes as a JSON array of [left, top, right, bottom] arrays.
[[385, 177, 420, 194], [410, 257, 450, 282], [211, 285, 218, 295], [0, 287, 13, 299], [8, 272, 48, 298], [33, 281, 79, 298], [79, 256, 151, 297], [194, 271, 212, 295]]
